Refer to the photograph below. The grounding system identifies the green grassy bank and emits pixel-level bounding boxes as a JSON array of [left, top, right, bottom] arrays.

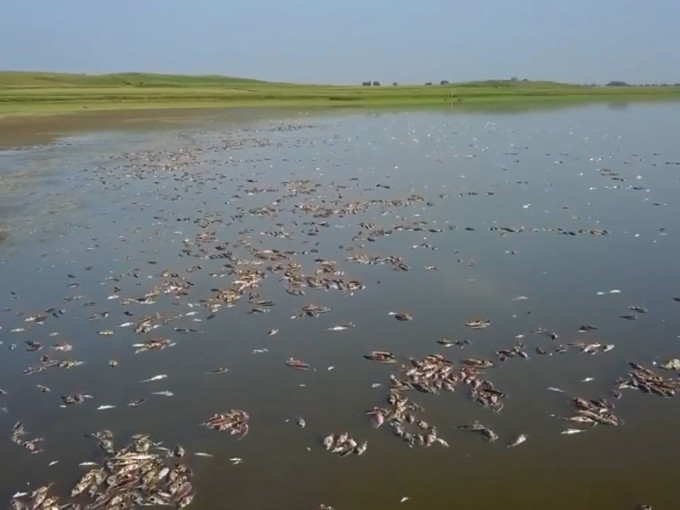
[[1, 72, 679, 117]]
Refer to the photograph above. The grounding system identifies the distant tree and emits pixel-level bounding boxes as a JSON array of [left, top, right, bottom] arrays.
[[362, 81, 371, 86], [372, 81, 381, 86], [425, 82, 433, 86], [606, 81, 630, 87], [440, 80, 450, 85], [392, 82, 398, 86], [510, 76, 519, 82]]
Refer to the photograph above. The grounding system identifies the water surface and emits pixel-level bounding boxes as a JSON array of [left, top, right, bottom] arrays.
[[1, 103, 680, 509]]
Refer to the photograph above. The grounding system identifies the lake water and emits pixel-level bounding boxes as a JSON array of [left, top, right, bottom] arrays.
[[1, 102, 680, 510]]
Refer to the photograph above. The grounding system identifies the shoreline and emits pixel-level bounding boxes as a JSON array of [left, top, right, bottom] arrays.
[[2, 93, 680, 150], [2, 73, 679, 121], [2, 89, 680, 119]]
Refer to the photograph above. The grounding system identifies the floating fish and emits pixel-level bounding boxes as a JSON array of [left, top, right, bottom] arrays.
[[140, 374, 168, 383], [660, 359, 680, 371], [151, 391, 174, 397], [388, 311, 413, 321], [96, 405, 116, 411], [465, 319, 491, 329], [206, 368, 229, 374], [286, 357, 310, 370], [507, 434, 527, 448], [267, 329, 279, 336], [561, 428, 585, 435]]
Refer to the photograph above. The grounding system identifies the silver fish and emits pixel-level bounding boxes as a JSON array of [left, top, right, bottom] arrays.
[[140, 374, 168, 383], [151, 391, 174, 397], [507, 434, 527, 448], [561, 428, 586, 435]]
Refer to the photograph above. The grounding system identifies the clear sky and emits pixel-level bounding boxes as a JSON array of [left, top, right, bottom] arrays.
[[1, 0, 679, 85]]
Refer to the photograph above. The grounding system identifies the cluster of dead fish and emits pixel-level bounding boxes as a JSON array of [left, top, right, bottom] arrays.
[[11, 432, 194, 509], [561, 397, 623, 427], [133, 338, 175, 354], [280, 259, 365, 295], [22, 355, 84, 376], [385, 354, 506, 412], [615, 362, 680, 397], [10, 421, 44, 454], [367, 389, 449, 448], [10, 484, 62, 510], [346, 253, 410, 272], [322, 432, 368, 457], [202, 409, 250, 437]]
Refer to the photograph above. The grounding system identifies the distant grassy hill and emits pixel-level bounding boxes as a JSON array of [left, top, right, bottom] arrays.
[[1, 72, 679, 117], [0, 71, 266, 88]]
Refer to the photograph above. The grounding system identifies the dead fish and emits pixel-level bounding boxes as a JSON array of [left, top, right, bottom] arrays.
[[364, 351, 396, 363], [659, 359, 680, 371], [229, 457, 243, 464], [547, 387, 565, 393], [127, 398, 147, 407], [140, 374, 168, 383], [628, 306, 648, 314], [620, 314, 637, 320], [37, 384, 51, 393], [507, 434, 527, 448], [267, 329, 279, 336], [96, 405, 116, 411], [97, 330, 114, 336], [354, 441, 368, 455], [25, 341, 42, 352], [151, 391, 174, 397], [285, 358, 310, 370], [388, 311, 413, 321], [578, 324, 598, 332], [465, 319, 491, 329], [326, 322, 355, 331], [194, 452, 213, 457], [296, 417, 306, 428], [206, 367, 229, 374], [51, 342, 73, 352], [561, 428, 586, 435]]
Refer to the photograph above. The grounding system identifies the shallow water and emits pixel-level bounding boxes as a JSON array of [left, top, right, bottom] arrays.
[[1, 103, 680, 510]]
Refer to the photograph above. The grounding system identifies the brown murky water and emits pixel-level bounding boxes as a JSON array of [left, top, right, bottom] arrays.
[[1, 103, 680, 510]]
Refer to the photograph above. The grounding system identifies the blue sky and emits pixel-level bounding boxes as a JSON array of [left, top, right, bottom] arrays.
[[1, 0, 679, 84]]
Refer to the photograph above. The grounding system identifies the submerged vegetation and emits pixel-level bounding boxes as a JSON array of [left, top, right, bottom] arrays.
[[1, 71, 679, 116]]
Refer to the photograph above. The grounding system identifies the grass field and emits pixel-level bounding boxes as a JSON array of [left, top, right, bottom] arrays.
[[1, 71, 679, 117]]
